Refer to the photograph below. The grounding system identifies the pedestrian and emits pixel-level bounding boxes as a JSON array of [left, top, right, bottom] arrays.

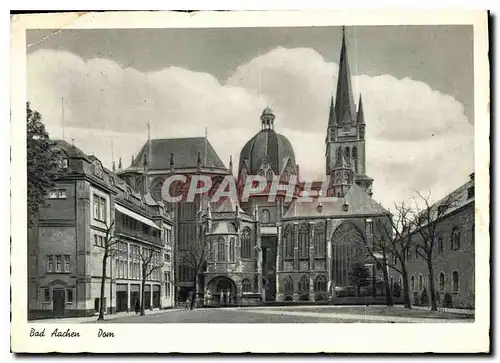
[[134, 299, 140, 315]]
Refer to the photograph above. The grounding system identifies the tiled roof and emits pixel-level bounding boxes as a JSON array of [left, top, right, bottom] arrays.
[[283, 184, 387, 219], [130, 137, 227, 170]]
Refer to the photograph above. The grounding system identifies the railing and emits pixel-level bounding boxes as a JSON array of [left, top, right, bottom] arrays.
[[115, 224, 163, 245]]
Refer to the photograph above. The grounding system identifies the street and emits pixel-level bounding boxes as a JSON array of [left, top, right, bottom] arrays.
[[87, 305, 475, 324]]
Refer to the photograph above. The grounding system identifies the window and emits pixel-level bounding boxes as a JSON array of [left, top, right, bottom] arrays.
[[298, 224, 308, 259], [345, 147, 350, 162], [266, 169, 273, 182], [64, 255, 70, 272], [336, 147, 341, 162], [241, 228, 252, 259], [438, 236, 444, 253], [418, 274, 423, 291], [67, 289, 73, 303], [284, 275, 293, 294], [44, 288, 50, 302], [217, 237, 226, 262], [343, 171, 349, 184], [439, 272, 445, 292], [94, 234, 99, 246], [365, 219, 373, 236], [352, 147, 358, 173], [48, 188, 67, 199], [165, 253, 171, 263], [411, 276, 415, 291], [93, 194, 106, 222], [452, 271, 459, 293], [299, 275, 309, 293], [261, 209, 270, 224], [451, 228, 461, 251], [229, 238, 235, 262], [55, 255, 62, 272], [284, 225, 293, 259], [314, 275, 327, 292], [47, 255, 53, 272], [467, 186, 474, 199], [242, 279, 252, 293], [314, 224, 325, 258]]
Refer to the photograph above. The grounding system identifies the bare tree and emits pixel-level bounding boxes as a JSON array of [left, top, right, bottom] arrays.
[[361, 203, 415, 309], [180, 236, 208, 310], [139, 247, 165, 316], [96, 220, 118, 321], [412, 190, 461, 311]]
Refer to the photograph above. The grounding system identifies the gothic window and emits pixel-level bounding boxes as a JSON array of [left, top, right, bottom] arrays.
[[314, 224, 325, 257], [411, 275, 415, 291], [266, 169, 273, 181], [229, 237, 235, 262], [242, 279, 252, 293], [261, 209, 270, 224], [259, 169, 265, 177], [452, 271, 459, 293], [343, 171, 350, 184], [284, 275, 293, 294], [284, 225, 294, 259], [439, 272, 445, 292], [345, 147, 350, 162], [418, 274, 423, 291], [217, 237, 226, 262], [352, 147, 358, 173], [298, 224, 309, 259], [336, 147, 341, 162], [451, 228, 461, 251], [438, 236, 444, 253], [298, 275, 309, 293], [241, 228, 252, 259], [314, 275, 327, 292]]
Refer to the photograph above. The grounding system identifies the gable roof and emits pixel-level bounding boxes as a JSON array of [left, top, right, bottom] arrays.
[[283, 184, 387, 219], [130, 137, 227, 170]]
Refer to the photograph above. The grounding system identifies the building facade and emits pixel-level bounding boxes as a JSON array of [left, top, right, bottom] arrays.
[[27, 141, 175, 319], [392, 174, 475, 309]]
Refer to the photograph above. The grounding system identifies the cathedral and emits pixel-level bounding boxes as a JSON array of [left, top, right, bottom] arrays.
[[119, 28, 388, 305]]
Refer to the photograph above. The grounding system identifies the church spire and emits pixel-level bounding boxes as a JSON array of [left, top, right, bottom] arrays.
[[357, 94, 365, 124], [335, 26, 356, 125], [328, 96, 336, 127]]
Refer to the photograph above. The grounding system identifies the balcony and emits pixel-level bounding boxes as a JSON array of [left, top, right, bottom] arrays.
[[115, 223, 163, 246]]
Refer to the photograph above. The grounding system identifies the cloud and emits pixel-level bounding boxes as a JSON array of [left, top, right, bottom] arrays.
[[27, 47, 473, 208]]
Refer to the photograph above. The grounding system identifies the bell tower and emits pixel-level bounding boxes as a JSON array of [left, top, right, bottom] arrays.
[[325, 26, 373, 196]]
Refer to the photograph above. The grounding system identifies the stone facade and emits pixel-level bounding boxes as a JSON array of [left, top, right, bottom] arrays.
[[28, 140, 175, 319]]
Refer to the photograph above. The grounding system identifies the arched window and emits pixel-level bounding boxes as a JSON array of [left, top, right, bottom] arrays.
[[284, 225, 293, 259], [229, 237, 235, 262], [314, 224, 325, 257], [418, 274, 423, 291], [345, 147, 350, 162], [452, 271, 459, 293], [438, 236, 444, 253], [439, 272, 445, 292], [209, 239, 215, 261], [266, 169, 273, 181], [284, 275, 293, 294], [336, 147, 341, 162], [352, 147, 358, 173], [217, 237, 226, 262], [261, 209, 270, 224], [241, 229, 251, 259], [242, 279, 252, 293], [258, 169, 265, 177], [299, 275, 309, 293], [411, 275, 415, 291], [314, 275, 327, 292], [343, 171, 350, 184], [298, 224, 309, 259], [451, 228, 461, 251]]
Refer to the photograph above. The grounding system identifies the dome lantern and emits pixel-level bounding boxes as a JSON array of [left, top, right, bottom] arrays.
[[261, 107, 275, 130]]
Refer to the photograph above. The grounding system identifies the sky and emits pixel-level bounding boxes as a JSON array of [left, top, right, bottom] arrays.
[[26, 25, 475, 208]]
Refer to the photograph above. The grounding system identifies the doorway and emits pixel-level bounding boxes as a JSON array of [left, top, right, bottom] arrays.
[[52, 289, 65, 317]]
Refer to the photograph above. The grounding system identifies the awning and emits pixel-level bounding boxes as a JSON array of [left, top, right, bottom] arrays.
[[115, 204, 161, 230]]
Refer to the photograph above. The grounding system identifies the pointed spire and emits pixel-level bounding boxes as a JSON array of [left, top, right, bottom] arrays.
[[335, 26, 356, 125], [131, 155, 135, 166], [112, 161, 116, 173], [229, 155, 233, 174], [118, 157, 122, 171], [328, 96, 337, 127], [170, 153, 175, 172], [357, 94, 365, 124]]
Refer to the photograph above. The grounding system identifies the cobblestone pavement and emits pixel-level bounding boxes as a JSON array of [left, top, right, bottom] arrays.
[[89, 305, 474, 324]]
